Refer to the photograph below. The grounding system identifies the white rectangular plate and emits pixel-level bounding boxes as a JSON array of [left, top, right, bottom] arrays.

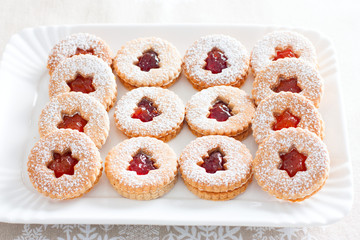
[[0, 24, 353, 227]]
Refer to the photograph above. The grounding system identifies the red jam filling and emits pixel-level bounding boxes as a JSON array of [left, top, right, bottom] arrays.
[[128, 152, 156, 175], [67, 74, 95, 94], [47, 151, 79, 178], [204, 48, 228, 74], [131, 98, 160, 122], [273, 48, 299, 61], [58, 113, 88, 132], [74, 48, 95, 56], [208, 100, 232, 122], [273, 77, 302, 93], [273, 110, 300, 131], [137, 49, 160, 72], [279, 147, 307, 177], [201, 151, 226, 174]]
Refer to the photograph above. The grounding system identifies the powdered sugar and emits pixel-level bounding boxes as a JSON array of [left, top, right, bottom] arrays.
[[251, 31, 317, 76], [49, 54, 117, 110], [39, 92, 110, 149], [114, 87, 185, 138], [253, 128, 330, 200], [252, 58, 323, 107], [183, 34, 250, 88], [180, 135, 252, 190], [47, 33, 112, 73], [27, 129, 102, 200], [252, 92, 324, 144]]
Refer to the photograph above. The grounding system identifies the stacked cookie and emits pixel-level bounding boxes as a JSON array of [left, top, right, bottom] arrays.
[[105, 137, 178, 200], [179, 135, 253, 201]]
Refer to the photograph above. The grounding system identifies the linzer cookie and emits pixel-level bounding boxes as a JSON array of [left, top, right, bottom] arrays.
[[105, 137, 178, 200], [113, 37, 182, 89], [253, 128, 330, 202], [251, 31, 317, 76], [179, 135, 253, 201], [252, 92, 324, 145], [27, 129, 103, 200], [47, 33, 112, 74], [183, 34, 250, 90], [38, 92, 110, 149], [49, 54, 117, 111], [186, 86, 255, 140], [114, 87, 185, 142], [252, 58, 323, 107]]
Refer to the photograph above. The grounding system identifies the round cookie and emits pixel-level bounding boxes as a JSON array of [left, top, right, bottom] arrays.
[[186, 86, 255, 140], [27, 129, 103, 200], [39, 92, 110, 149], [47, 32, 112, 75], [179, 135, 253, 201], [253, 128, 330, 202], [114, 87, 185, 142], [252, 92, 324, 145], [105, 137, 178, 200], [251, 30, 317, 76], [183, 34, 250, 90], [113, 37, 182, 89], [49, 54, 117, 111], [252, 58, 323, 107]]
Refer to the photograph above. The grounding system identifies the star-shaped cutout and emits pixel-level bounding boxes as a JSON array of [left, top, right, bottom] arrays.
[[279, 147, 307, 177], [58, 113, 88, 132], [273, 110, 300, 131], [47, 151, 79, 178]]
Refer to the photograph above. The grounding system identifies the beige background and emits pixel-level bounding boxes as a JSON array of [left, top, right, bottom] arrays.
[[1, 0, 359, 239]]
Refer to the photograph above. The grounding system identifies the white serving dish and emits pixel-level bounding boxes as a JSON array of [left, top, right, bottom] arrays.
[[0, 24, 353, 227]]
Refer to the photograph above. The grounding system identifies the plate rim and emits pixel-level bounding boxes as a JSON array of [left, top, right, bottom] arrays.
[[0, 24, 353, 227]]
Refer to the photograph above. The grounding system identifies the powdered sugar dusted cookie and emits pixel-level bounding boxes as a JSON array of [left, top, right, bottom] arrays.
[[39, 92, 109, 149], [114, 87, 185, 142], [105, 137, 178, 200], [180, 135, 253, 201], [253, 128, 330, 202], [186, 86, 255, 140], [47, 33, 112, 74], [27, 129, 103, 200], [113, 37, 182, 89], [252, 58, 323, 107], [183, 34, 250, 90], [49, 54, 117, 111], [251, 30, 317, 76]]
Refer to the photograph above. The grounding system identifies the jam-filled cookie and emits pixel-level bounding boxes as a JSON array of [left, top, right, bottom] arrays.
[[105, 137, 178, 200], [39, 92, 110, 149], [49, 54, 117, 111], [183, 34, 250, 90], [252, 92, 324, 145], [253, 128, 330, 202], [252, 58, 323, 107], [251, 31, 317, 76], [179, 135, 253, 201], [47, 32, 112, 75], [27, 129, 103, 200], [113, 37, 182, 89], [114, 87, 185, 142], [186, 86, 255, 140]]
